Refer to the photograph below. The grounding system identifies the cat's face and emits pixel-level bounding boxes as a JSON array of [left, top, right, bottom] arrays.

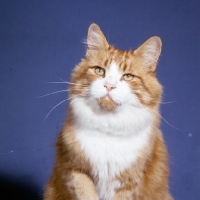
[[69, 24, 162, 113], [89, 61, 136, 111]]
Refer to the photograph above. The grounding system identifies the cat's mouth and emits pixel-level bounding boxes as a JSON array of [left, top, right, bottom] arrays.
[[98, 95, 118, 111]]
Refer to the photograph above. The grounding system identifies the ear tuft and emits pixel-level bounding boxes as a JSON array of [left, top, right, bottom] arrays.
[[87, 23, 109, 50], [135, 36, 162, 72]]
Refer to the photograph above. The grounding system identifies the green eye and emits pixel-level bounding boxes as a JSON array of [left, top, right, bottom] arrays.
[[123, 74, 134, 81], [94, 67, 105, 76]]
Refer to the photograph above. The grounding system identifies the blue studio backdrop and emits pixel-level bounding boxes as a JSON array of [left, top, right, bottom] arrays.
[[0, 1, 200, 199]]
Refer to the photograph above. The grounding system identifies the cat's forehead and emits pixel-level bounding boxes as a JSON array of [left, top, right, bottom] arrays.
[[104, 47, 132, 64], [103, 47, 139, 73], [106, 62, 122, 77]]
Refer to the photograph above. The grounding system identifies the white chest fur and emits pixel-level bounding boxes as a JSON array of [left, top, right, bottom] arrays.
[[71, 97, 153, 199], [75, 127, 151, 200]]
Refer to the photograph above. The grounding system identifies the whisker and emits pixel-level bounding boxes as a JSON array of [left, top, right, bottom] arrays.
[[45, 81, 84, 86], [86, 98, 93, 104], [130, 96, 181, 132], [147, 107, 183, 132], [160, 115, 183, 132], [84, 93, 93, 104], [44, 94, 82, 121], [44, 99, 68, 121], [57, 77, 67, 82], [36, 90, 68, 98], [133, 93, 175, 105], [37, 88, 88, 98]]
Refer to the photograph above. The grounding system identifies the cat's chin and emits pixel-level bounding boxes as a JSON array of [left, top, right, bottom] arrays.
[[98, 96, 118, 112]]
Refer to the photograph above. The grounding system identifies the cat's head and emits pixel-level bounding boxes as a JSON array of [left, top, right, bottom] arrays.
[[69, 24, 162, 113]]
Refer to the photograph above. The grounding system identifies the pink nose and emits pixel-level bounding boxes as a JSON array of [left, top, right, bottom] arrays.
[[104, 83, 116, 92]]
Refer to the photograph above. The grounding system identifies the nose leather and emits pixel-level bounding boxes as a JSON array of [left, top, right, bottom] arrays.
[[104, 83, 116, 92]]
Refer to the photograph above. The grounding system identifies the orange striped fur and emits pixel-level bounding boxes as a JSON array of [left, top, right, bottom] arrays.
[[44, 24, 173, 200]]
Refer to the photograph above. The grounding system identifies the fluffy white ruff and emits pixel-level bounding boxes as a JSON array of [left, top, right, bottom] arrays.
[[71, 97, 153, 137]]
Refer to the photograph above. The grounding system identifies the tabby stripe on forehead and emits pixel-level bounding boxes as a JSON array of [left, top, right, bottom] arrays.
[[104, 59, 109, 67], [122, 63, 128, 71]]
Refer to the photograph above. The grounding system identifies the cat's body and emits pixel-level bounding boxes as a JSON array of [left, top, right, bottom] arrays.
[[44, 24, 173, 200]]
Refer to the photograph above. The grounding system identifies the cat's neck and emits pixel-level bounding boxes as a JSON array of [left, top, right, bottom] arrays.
[[70, 97, 155, 137]]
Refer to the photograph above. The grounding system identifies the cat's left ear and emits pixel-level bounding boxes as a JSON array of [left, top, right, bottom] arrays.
[[135, 37, 162, 72], [86, 23, 109, 51]]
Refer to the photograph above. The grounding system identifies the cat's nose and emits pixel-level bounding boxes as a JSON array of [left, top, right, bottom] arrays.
[[104, 83, 116, 92]]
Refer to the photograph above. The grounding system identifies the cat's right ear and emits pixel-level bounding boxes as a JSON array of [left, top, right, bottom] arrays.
[[86, 23, 109, 51], [135, 37, 162, 72]]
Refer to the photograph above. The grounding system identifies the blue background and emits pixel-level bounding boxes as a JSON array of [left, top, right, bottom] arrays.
[[0, 1, 199, 199]]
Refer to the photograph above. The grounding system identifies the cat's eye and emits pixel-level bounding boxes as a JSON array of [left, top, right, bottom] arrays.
[[123, 74, 134, 81], [94, 67, 105, 76]]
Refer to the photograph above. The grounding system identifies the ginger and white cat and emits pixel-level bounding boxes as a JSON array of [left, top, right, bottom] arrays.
[[44, 23, 173, 200]]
